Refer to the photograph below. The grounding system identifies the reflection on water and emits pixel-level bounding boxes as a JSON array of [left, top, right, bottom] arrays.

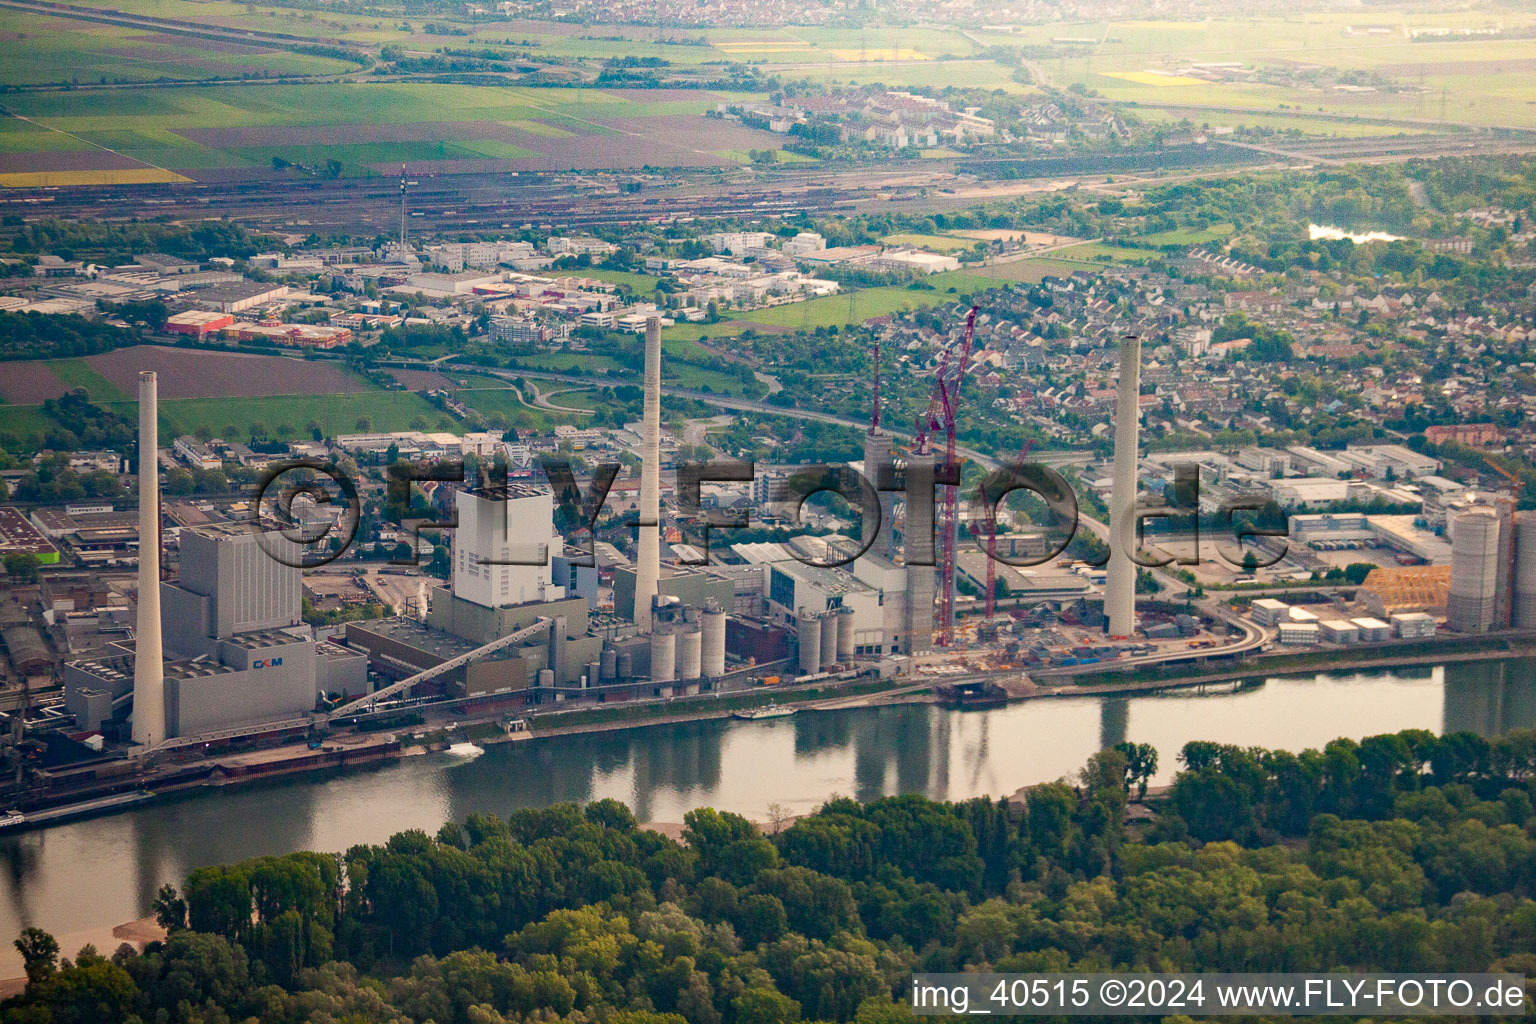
[[4, 658, 1536, 944]]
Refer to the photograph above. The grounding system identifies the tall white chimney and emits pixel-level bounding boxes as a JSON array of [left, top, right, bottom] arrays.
[[132, 371, 166, 747], [1104, 336, 1141, 638], [634, 316, 662, 630]]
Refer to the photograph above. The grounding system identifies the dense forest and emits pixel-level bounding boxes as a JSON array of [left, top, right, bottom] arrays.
[[6, 727, 1536, 1023]]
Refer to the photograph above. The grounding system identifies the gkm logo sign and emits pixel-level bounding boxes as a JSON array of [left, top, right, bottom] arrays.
[[252, 657, 283, 669], [248, 455, 1289, 571]]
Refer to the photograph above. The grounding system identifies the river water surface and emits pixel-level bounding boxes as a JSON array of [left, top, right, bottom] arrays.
[[3, 658, 1534, 948]]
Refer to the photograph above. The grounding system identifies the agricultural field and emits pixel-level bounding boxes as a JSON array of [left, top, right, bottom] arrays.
[[0, 82, 785, 182], [999, 11, 1536, 130], [0, 7, 359, 88]]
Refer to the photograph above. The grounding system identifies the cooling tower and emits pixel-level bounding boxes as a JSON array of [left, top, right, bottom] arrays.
[[132, 371, 165, 748]]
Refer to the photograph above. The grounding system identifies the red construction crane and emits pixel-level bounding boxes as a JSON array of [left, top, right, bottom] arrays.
[[982, 438, 1034, 621], [914, 305, 979, 646]]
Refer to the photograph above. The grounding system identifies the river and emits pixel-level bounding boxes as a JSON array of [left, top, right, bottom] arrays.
[[2, 658, 1534, 950]]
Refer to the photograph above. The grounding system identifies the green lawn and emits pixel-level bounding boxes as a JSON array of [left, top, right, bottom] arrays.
[[882, 233, 978, 252], [0, 405, 62, 448], [549, 269, 663, 292], [509, 353, 628, 374], [660, 323, 748, 342], [1138, 222, 1237, 246], [737, 286, 949, 329]]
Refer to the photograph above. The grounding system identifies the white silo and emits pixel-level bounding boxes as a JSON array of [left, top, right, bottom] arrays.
[[1515, 511, 1536, 629], [1448, 507, 1500, 633], [701, 601, 727, 677], [650, 628, 677, 683], [818, 610, 837, 667], [836, 607, 855, 660], [678, 627, 702, 680], [797, 609, 822, 675]]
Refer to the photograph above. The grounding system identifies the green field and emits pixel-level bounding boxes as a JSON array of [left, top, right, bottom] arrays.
[[660, 322, 748, 342], [549, 269, 664, 291], [736, 286, 952, 329], [1138, 222, 1237, 246], [882, 233, 978, 252], [0, 405, 62, 447], [50, 359, 129, 402], [143, 391, 449, 441]]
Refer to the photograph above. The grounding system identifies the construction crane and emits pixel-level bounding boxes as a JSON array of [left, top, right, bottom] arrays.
[[982, 438, 1034, 621], [914, 305, 979, 646]]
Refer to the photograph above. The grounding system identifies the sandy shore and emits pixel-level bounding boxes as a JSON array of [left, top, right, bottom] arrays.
[[0, 916, 164, 995]]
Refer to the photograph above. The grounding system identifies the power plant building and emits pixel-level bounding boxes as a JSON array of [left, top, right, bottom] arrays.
[[65, 523, 366, 739]]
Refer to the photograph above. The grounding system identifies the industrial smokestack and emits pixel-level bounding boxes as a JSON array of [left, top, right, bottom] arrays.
[[132, 371, 165, 747], [1104, 336, 1141, 638], [634, 316, 662, 630]]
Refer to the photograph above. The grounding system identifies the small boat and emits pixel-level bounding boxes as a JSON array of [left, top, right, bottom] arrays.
[[733, 704, 796, 721], [0, 810, 24, 830], [445, 742, 485, 758]]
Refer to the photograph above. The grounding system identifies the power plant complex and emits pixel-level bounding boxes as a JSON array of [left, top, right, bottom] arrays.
[[63, 309, 1158, 750]]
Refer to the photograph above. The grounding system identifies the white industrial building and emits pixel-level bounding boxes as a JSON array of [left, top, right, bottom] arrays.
[[1391, 611, 1438, 638], [453, 485, 565, 609]]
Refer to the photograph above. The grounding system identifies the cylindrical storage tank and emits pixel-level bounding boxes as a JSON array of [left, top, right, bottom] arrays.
[[1516, 511, 1536, 630], [701, 602, 727, 677], [836, 607, 855, 660], [678, 628, 702, 680], [537, 668, 555, 688], [1448, 507, 1500, 634], [819, 610, 837, 666], [616, 651, 633, 681], [650, 629, 677, 683], [601, 648, 618, 683], [585, 661, 601, 689], [797, 610, 822, 675]]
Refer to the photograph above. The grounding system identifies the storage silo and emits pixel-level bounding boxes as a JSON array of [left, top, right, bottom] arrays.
[[1515, 511, 1536, 629], [1448, 507, 1500, 633], [537, 668, 555, 688], [600, 648, 617, 683], [819, 610, 837, 667], [616, 651, 633, 681], [836, 607, 855, 660], [701, 601, 727, 677], [584, 661, 600, 689], [650, 629, 677, 683], [797, 609, 822, 675], [678, 628, 702, 680]]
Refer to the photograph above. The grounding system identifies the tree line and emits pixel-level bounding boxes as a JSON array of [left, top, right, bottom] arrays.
[[7, 729, 1536, 1023]]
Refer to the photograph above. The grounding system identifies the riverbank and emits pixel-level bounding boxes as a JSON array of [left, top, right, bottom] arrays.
[[11, 636, 1535, 834]]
